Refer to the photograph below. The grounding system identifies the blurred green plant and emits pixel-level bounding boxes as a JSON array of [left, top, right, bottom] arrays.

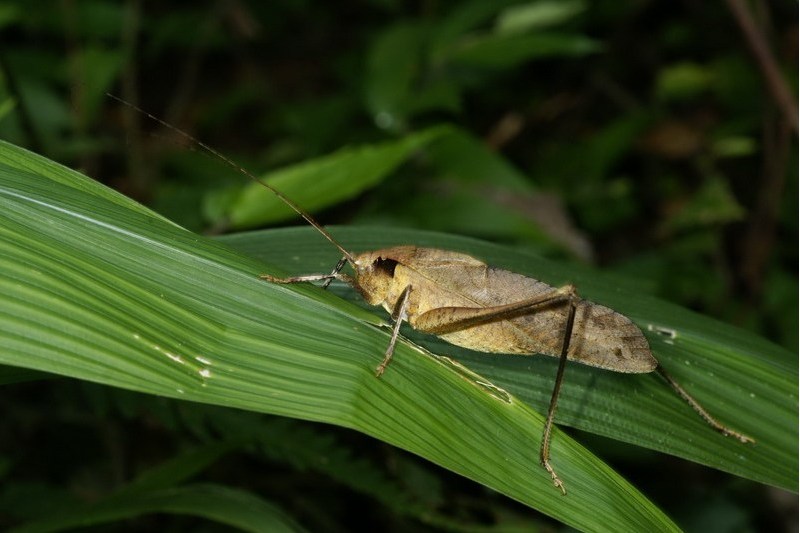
[[0, 138, 796, 532], [0, 0, 796, 531]]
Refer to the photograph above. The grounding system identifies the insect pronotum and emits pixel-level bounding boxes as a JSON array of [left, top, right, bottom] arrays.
[[110, 94, 754, 494]]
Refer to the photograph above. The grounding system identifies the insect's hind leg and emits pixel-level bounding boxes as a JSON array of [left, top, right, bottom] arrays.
[[412, 283, 579, 494], [539, 286, 578, 496], [412, 285, 577, 335], [656, 365, 754, 444]]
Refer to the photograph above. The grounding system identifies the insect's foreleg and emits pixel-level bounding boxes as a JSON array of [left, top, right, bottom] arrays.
[[260, 271, 353, 286], [540, 288, 577, 496], [656, 365, 755, 444], [321, 256, 349, 289], [375, 285, 412, 377], [260, 256, 353, 288]]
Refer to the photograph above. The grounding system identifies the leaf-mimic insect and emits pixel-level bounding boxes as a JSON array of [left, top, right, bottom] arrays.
[[110, 94, 754, 494]]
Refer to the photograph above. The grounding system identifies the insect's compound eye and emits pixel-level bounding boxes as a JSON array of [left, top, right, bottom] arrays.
[[373, 257, 397, 277]]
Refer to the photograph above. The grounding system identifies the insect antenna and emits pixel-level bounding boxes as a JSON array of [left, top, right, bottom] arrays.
[[106, 93, 356, 265]]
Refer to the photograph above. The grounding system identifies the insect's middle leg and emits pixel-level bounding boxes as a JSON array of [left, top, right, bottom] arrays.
[[375, 285, 412, 377]]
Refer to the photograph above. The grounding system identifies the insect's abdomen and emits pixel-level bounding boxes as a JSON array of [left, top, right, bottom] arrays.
[[393, 257, 656, 373]]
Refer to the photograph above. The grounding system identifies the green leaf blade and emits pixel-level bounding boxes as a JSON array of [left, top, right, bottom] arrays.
[[0, 139, 686, 531], [11, 484, 307, 533], [225, 127, 447, 229], [221, 226, 797, 492]]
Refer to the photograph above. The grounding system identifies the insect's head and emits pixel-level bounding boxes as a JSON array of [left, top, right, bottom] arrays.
[[351, 252, 398, 305]]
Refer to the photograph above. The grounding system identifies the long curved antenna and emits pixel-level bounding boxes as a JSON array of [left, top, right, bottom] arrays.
[[106, 93, 355, 265]]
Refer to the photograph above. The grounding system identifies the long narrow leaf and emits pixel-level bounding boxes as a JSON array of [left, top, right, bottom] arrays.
[[221, 226, 797, 491], [11, 484, 306, 533], [0, 140, 681, 531], [224, 127, 446, 229]]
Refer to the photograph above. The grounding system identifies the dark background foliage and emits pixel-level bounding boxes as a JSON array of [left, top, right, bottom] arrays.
[[0, 1, 796, 531]]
